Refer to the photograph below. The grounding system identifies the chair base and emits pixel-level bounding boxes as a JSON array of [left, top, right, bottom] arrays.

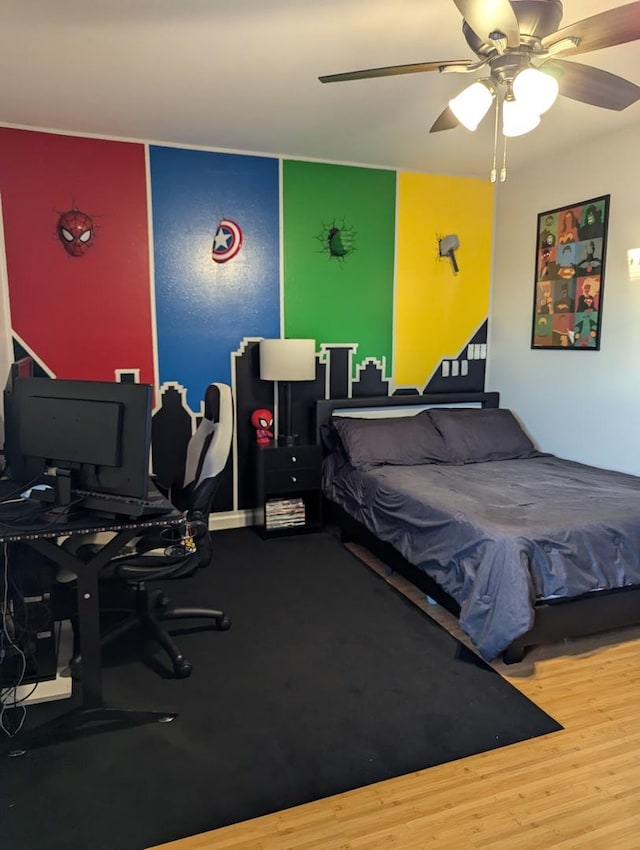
[[72, 585, 231, 680]]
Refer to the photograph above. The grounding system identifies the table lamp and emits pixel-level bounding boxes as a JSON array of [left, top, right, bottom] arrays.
[[259, 338, 316, 445]]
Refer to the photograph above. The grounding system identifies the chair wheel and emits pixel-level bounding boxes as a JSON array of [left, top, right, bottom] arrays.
[[173, 659, 193, 678], [217, 616, 231, 631], [153, 593, 170, 611]]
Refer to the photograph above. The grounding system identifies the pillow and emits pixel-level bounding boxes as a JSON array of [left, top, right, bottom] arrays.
[[427, 407, 539, 464], [330, 411, 449, 468], [318, 420, 351, 471]]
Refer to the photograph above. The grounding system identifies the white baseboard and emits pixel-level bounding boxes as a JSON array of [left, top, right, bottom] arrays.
[[208, 509, 257, 531]]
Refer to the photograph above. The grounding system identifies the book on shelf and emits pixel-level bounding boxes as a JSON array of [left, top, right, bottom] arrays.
[[265, 516, 306, 529], [265, 496, 306, 529], [266, 497, 304, 509]]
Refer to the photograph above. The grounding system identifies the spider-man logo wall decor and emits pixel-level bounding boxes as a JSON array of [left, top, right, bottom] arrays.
[[57, 207, 95, 257]]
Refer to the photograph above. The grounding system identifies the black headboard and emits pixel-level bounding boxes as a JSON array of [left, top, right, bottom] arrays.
[[315, 391, 500, 443]]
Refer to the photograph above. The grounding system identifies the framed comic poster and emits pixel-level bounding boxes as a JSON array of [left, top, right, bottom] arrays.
[[531, 194, 609, 350]]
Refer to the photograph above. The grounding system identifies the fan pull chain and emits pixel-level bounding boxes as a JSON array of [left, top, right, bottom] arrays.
[[490, 93, 499, 183]]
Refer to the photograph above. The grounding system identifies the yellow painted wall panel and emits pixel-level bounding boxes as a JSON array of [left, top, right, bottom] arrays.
[[395, 172, 494, 388]]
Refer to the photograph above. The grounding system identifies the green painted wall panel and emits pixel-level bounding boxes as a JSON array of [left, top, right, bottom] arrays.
[[283, 160, 396, 371]]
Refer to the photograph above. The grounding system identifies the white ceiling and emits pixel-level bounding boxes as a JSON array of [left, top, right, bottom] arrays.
[[1, 0, 639, 179]]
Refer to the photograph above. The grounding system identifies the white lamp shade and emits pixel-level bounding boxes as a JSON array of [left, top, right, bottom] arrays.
[[512, 68, 559, 115], [448, 82, 494, 131], [502, 98, 541, 137], [259, 338, 316, 381]]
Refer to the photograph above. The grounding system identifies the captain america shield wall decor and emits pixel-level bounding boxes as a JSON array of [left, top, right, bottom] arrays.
[[212, 218, 243, 263]]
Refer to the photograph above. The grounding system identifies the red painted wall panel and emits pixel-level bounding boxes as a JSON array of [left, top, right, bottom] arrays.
[[0, 128, 154, 383]]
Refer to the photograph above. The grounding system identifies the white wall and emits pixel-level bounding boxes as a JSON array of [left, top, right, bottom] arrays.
[[0, 198, 15, 447], [487, 122, 640, 476]]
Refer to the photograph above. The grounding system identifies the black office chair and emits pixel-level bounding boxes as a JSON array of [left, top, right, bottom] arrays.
[[73, 382, 233, 679]]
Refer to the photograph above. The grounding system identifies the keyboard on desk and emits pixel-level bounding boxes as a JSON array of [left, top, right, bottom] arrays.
[[74, 488, 176, 518], [29, 485, 176, 519]]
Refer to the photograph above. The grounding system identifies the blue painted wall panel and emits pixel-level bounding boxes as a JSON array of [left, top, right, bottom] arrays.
[[149, 146, 280, 409]]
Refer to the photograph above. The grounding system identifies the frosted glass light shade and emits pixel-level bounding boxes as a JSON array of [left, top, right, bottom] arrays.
[[448, 82, 494, 131], [502, 99, 541, 137], [513, 68, 559, 115], [259, 338, 316, 381]]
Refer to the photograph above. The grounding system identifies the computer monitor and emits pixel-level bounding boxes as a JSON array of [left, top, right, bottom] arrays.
[[5, 377, 154, 517], [2, 356, 35, 473]]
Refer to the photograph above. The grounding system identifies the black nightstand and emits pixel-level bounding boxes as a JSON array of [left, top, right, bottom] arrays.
[[255, 442, 323, 538]]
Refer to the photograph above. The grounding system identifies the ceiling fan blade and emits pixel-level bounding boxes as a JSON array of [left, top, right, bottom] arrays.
[[543, 59, 640, 110], [452, 0, 520, 48], [542, 1, 640, 58], [319, 60, 471, 84], [429, 106, 460, 133]]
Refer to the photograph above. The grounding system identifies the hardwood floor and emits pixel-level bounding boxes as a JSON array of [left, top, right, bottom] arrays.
[[149, 543, 640, 850]]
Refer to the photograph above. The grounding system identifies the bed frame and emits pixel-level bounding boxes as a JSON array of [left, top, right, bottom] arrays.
[[316, 391, 640, 663]]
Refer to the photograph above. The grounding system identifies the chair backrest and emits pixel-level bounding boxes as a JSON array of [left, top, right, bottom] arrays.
[[179, 383, 233, 516]]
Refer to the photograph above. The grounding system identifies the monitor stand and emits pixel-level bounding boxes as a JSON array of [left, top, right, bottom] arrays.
[[54, 467, 73, 506], [30, 468, 79, 523]]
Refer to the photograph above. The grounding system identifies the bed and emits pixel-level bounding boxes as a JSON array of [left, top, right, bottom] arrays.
[[316, 392, 640, 663]]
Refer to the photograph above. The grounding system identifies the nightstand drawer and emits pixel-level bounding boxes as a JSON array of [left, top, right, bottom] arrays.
[[260, 445, 321, 472], [264, 466, 321, 493]]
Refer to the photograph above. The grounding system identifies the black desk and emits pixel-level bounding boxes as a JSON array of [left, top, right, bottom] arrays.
[[0, 498, 185, 754]]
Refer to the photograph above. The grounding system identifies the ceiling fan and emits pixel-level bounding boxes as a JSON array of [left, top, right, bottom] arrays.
[[319, 0, 640, 171]]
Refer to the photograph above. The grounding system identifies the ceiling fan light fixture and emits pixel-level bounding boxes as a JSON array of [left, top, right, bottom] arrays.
[[448, 81, 494, 131], [502, 98, 541, 137], [512, 68, 559, 115]]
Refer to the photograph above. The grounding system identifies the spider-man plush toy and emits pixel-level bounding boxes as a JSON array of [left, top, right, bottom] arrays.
[[251, 408, 274, 445]]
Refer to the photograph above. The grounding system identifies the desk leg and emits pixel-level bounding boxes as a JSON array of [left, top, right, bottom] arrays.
[[73, 539, 110, 708], [7, 706, 177, 756], [30, 530, 139, 708], [5, 531, 178, 755]]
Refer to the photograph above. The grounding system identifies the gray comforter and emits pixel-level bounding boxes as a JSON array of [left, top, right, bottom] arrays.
[[323, 455, 640, 660]]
